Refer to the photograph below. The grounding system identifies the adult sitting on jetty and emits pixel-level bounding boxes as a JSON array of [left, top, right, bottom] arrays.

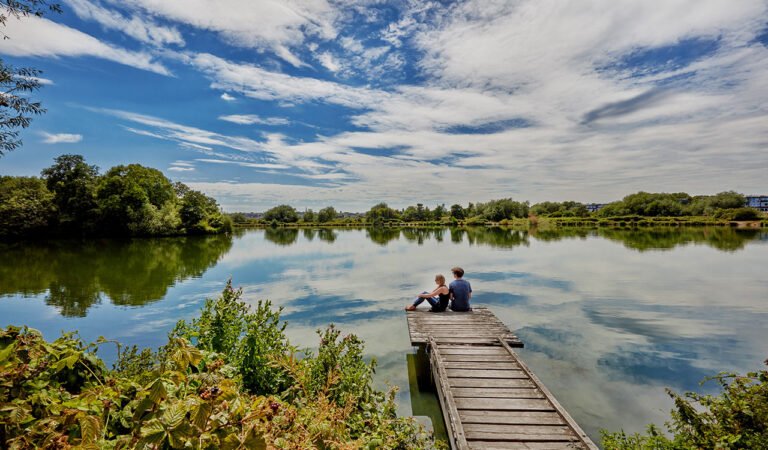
[[406, 274, 450, 312], [448, 266, 472, 311]]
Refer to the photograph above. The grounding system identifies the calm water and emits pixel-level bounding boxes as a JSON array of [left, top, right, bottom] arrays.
[[2, 227, 767, 443]]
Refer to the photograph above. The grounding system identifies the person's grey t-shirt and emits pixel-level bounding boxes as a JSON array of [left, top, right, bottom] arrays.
[[449, 279, 472, 311]]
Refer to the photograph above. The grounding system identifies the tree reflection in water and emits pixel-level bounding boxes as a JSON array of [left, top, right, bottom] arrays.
[[0, 234, 233, 317]]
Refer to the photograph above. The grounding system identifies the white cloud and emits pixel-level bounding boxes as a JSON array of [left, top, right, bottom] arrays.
[[63, 0, 184, 47], [196, 158, 291, 170], [317, 51, 340, 72], [185, 52, 385, 108], [1, 15, 171, 75], [218, 114, 290, 126], [40, 132, 83, 144], [168, 160, 195, 172], [220, 92, 236, 101], [112, 0, 339, 66]]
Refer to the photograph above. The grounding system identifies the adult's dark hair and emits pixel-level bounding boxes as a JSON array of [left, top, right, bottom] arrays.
[[451, 266, 464, 278]]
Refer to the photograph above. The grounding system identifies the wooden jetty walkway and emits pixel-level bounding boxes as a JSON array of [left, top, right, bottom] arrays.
[[407, 307, 598, 450]]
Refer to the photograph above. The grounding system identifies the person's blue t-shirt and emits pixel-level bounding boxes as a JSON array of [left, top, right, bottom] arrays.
[[449, 279, 472, 311]]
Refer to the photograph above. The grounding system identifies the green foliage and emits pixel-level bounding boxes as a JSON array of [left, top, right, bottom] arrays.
[[0, 281, 438, 449], [602, 362, 768, 449], [474, 198, 529, 221], [317, 206, 338, 223], [531, 201, 588, 217], [302, 209, 315, 223], [366, 202, 400, 223], [41, 154, 99, 230], [716, 207, 761, 221], [1, 155, 229, 238], [263, 204, 299, 223], [598, 191, 751, 219], [450, 204, 465, 220], [0, 176, 55, 236], [180, 188, 231, 234], [172, 280, 292, 396]]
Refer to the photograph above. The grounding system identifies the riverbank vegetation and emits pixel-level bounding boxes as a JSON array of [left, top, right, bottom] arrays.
[[0, 155, 231, 238], [602, 361, 768, 449], [0, 280, 438, 449], [231, 191, 765, 229]]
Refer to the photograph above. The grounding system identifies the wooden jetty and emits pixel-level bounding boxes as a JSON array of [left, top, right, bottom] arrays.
[[407, 307, 598, 450]]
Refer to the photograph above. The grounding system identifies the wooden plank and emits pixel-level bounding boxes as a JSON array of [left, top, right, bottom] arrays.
[[456, 397, 554, 411], [464, 423, 575, 437], [452, 387, 544, 399], [439, 347, 507, 354], [468, 441, 586, 449], [444, 361, 521, 370], [449, 378, 536, 388], [443, 354, 512, 362], [459, 410, 566, 425], [498, 339, 598, 450], [430, 338, 470, 450], [447, 368, 529, 379]]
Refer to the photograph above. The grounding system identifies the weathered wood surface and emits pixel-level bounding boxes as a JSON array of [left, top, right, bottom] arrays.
[[406, 308, 598, 450], [407, 307, 524, 347]]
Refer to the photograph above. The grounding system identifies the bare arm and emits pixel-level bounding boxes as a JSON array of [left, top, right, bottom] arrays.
[[419, 286, 449, 298]]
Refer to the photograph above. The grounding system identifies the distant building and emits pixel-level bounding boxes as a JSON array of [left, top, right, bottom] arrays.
[[745, 195, 768, 212], [585, 203, 606, 213]]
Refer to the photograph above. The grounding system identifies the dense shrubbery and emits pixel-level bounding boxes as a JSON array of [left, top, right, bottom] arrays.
[[0, 281, 437, 449], [0, 155, 231, 238], [602, 362, 768, 449], [597, 191, 755, 219]]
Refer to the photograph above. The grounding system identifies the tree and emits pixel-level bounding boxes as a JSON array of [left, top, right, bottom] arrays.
[[0, 175, 55, 236], [450, 204, 465, 220], [432, 204, 446, 220], [179, 188, 224, 234], [475, 198, 529, 221], [262, 204, 298, 223], [1, 1, 61, 155], [317, 206, 337, 223], [302, 209, 315, 223], [40, 154, 99, 228], [365, 202, 399, 223], [96, 164, 179, 235]]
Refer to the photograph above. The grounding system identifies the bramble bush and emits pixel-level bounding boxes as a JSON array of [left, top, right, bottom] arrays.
[[0, 280, 438, 449], [602, 361, 768, 449]]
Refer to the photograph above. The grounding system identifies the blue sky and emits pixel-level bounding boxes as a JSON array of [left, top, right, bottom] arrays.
[[1, 0, 767, 211]]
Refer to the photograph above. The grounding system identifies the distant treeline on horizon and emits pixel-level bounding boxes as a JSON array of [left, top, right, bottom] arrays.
[[230, 191, 765, 225]]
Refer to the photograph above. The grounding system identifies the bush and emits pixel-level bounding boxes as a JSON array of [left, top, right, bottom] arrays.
[[0, 281, 438, 449], [602, 361, 768, 449]]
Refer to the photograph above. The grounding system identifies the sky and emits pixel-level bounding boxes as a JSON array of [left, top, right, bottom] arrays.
[[1, 0, 767, 212]]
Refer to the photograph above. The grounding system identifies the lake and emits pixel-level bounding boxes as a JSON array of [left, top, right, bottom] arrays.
[[1, 226, 767, 444]]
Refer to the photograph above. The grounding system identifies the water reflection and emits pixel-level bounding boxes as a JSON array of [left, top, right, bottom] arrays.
[[1, 226, 766, 445], [0, 234, 232, 316]]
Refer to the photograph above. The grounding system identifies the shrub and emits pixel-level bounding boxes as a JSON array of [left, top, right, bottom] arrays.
[[602, 361, 768, 449], [0, 281, 438, 449]]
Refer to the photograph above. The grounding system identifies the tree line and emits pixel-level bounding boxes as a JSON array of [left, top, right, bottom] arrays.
[[0, 154, 232, 238], [236, 191, 762, 226]]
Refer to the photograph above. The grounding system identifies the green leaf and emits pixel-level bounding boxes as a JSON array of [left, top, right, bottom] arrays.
[[0, 342, 17, 363], [161, 403, 186, 429], [54, 354, 80, 371], [79, 414, 102, 444], [139, 419, 167, 446], [147, 378, 167, 404], [191, 401, 212, 430]]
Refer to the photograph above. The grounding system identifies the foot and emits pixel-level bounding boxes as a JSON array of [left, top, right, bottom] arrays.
[[405, 305, 417, 311]]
